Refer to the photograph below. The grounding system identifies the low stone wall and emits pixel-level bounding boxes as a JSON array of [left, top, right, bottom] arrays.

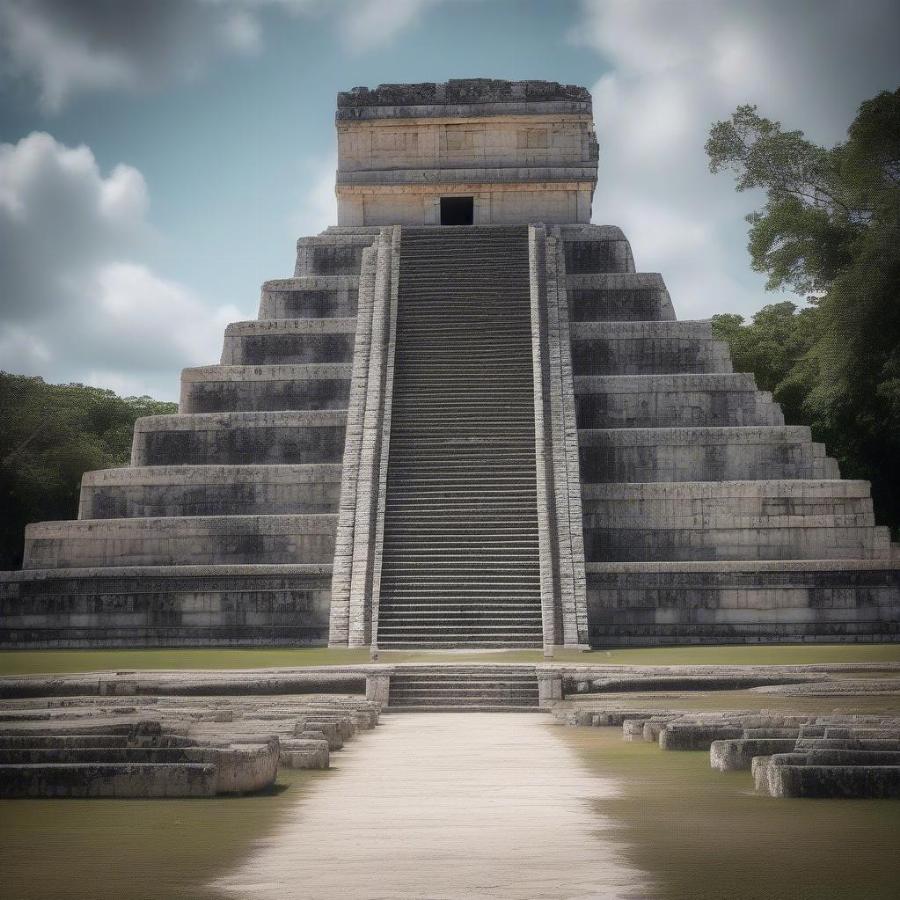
[[585, 560, 900, 645], [0, 565, 332, 647]]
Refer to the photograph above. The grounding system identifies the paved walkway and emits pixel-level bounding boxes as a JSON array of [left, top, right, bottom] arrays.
[[213, 713, 646, 899]]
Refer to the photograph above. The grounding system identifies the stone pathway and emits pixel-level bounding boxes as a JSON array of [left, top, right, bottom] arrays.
[[213, 713, 646, 899]]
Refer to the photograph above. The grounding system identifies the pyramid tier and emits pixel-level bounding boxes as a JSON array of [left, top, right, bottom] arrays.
[[221, 318, 356, 365], [22, 515, 337, 569], [131, 410, 346, 466], [258, 276, 360, 319], [566, 272, 676, 322], [78, 464, 342, 518], [179, 364, 351, 413], [575, 373, 783, 428], [578, 425, 839, 482], [570, 320, 733, 375], [582, 480, 890, 561]]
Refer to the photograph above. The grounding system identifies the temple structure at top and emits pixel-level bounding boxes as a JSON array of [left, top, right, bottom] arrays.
[[1, 79, 897, 651], [334, 80, 598, 226]]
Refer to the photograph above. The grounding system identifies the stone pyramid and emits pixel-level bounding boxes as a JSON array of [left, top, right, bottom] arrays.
[[2, 80, 897, 649]]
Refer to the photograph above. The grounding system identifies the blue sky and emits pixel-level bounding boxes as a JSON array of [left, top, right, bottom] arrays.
[[1, 0, 898, 400]]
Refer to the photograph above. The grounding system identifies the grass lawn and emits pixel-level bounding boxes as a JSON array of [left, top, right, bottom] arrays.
[[1, 643, 899, 676], [558, 723, 900, 900], [0, 769, 318, 900]]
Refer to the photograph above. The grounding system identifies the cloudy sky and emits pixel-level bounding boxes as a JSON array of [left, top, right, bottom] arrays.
[[1, 0, 898, 401]]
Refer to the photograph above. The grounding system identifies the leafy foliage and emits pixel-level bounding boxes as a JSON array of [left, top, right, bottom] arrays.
[[708, 90, 900, 533], [0, 374, 176, 568]]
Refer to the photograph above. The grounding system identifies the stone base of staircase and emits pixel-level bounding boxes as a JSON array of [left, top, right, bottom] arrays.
[[385, 666, 541, 711]]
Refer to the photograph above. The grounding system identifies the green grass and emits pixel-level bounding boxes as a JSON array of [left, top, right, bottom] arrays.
[[0, 770, 317, 900], [1, 643, 898, 676], [558, 724, 900, 900]]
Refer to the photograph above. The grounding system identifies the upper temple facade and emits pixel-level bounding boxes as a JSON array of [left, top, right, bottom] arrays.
[[1, 79, 897, 651], [334, 80, 599, 226]]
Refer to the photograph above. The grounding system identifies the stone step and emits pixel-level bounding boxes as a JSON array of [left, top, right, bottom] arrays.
[[180, 364, 351, 413], [570, 321, 733, 376], [78, 463, 342, 519], [131, 410, 346, 467], [575, 373, 783, 428], [578, 426, 839, 482], [23, 514, 337, 569], [221, 318, 356, 365], [258, 276, 359, 319], [561, 227, 635, 274], [566, 272, 675, 322], [378, 226, 541, 648], [583, 524, 891, 562], [379, 641, 541, 649], [295, 234, 376, 277]]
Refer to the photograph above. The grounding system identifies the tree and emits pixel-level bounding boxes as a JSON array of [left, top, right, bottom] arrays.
[[0, 374, 177, 568], [707, 90, 900, 533]]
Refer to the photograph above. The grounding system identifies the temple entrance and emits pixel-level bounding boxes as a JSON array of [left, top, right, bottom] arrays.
[[440, 196, 474, 225]]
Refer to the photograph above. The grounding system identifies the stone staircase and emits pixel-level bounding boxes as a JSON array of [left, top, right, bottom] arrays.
[[377, 227, 543, 649], [386, 666, 540, 711]]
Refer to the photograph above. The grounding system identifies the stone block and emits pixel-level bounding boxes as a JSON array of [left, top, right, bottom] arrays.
[[180, 364, 351, 413]]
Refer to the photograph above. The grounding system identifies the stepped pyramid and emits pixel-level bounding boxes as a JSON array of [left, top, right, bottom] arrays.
[[2, 79, 897, 649]]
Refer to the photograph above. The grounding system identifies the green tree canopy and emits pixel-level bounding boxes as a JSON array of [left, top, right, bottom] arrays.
[[0, 373, 177, 568], [707, 89, 900, 534]]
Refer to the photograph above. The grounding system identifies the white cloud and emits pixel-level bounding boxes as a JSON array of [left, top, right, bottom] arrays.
[[341, 0, 439, 52], [289, 154, 338, 240], [0, 0, 445, 112], [0, 132, 238, 400], [574, 0, 900, 320], [219, 9, 264, 55]]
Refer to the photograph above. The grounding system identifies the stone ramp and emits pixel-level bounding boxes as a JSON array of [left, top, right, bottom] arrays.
[[376, 226, 543, 648]]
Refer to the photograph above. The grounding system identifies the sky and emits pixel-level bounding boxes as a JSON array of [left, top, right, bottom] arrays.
[[1, 0, 898, 401]]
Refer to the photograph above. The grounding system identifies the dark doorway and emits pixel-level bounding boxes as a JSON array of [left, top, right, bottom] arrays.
[[440, 196, 474, 225]]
